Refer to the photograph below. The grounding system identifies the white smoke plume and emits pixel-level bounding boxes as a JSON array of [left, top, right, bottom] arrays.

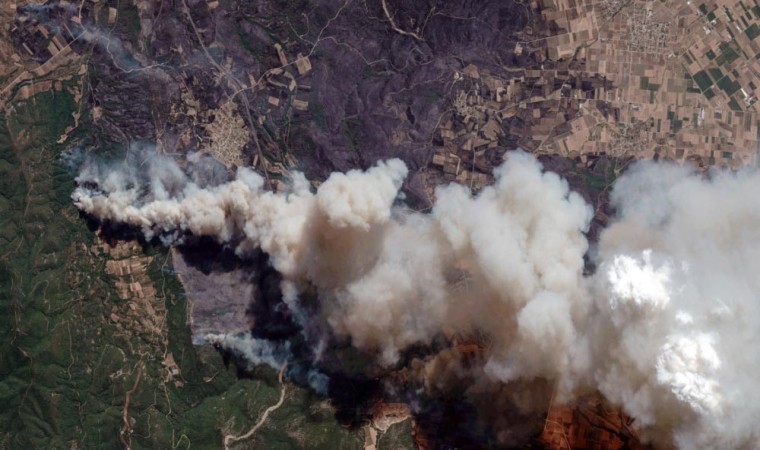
[[73, 150, 592, 375], [205, 332, 330, 394], [589, 162, 760, 449], [205, 333, 290, 371], [72, 149, 760, 448]]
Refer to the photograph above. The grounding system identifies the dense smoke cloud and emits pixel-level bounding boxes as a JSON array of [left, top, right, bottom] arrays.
[[590, 162, 760, 449], [72, 148, 760, 448], [72, 149, 592, 374]]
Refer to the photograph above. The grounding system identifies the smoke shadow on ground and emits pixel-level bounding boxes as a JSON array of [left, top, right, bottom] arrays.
[[80, 214, 545, 448], [247, 255, 302, 341], [80, 214, 535, 447], [174, 236, 254, 274], [199, 251, 505, 443], [412, 395, 493, 449], [395, 368, 548, 448], [82, 213, 149, 248], [326, 371, 385, 428], [173, 236, 391, 430]]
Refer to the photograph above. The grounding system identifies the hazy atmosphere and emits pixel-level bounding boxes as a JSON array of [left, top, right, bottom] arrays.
[[73, 148, 760, 448], [2, 0, 759, 448]]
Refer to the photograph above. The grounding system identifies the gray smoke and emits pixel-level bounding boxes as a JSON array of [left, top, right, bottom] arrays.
[[72, 149, 760, 448], [205, 332, 330, 395], [205, 333, 291, 371]]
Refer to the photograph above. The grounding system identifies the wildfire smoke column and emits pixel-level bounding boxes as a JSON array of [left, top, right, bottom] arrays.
[[72, 147, 760, 449], [590, 162, 760, 449]]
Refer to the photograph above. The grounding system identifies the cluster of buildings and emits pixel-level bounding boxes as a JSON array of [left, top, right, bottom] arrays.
[[527, 0, 760, 168]]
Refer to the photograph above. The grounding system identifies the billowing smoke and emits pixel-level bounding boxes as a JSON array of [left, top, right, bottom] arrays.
[[72, 149, 591, 375], [72, 148, 760, 448], [588, 162, 760, 449]]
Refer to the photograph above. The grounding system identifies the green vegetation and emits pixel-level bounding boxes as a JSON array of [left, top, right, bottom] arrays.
[[237, 0, 313, 42], [746, 23, 760, 40], [0, 82, 90, 449], [639, 77, 660, 91], [717, 76, 742, 95], [728, 97, 743, 111], [422, 90, 443, 104], [685, 77, 701, 94], [235, 24, 271, 61], [308, 101, 328, 130], [0, 82, 368, 449], [114, 2, 143, 50], [340, 117, 369, 165], [646, 83, 660, 92], [692, 70, 714, 91], [377, 420, 415, 450], [716, 45, 740, 65], [574, 160, 618, 194], [709, 67, 724, 82], [670, 118, 683, 133]]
